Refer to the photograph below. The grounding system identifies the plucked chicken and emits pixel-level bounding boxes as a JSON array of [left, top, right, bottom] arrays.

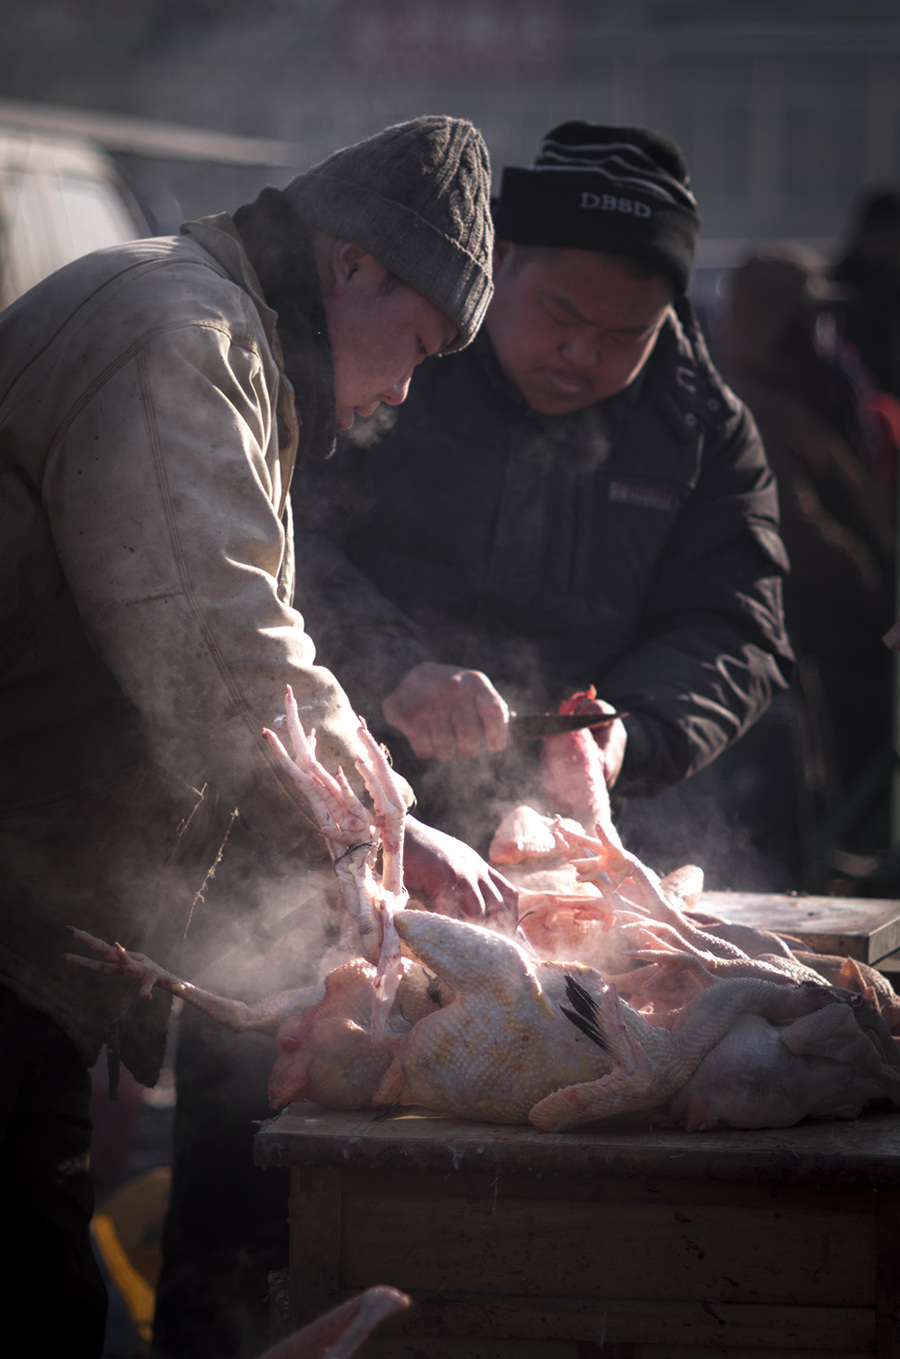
[[69, 688, 900, 1133]]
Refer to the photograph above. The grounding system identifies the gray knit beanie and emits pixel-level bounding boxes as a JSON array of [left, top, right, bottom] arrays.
[[285, 116, 493, 350]]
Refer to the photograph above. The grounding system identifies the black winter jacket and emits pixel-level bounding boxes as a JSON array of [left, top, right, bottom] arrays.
[[294, 299, 793, 801]]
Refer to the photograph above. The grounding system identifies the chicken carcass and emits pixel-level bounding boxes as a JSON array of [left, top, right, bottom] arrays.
[[374, 911, 610, 1122], [69, 690, 900, 1134], [266, 948, 455, 1110], [526, 820, 900, 1130]]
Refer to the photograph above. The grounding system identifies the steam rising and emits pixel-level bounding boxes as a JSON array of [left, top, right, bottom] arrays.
[[342, 403, 400, 448]]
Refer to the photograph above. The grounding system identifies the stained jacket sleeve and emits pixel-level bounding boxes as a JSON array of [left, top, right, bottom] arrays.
[[42, 307, 369, 855], [602, 402, 794, 796]]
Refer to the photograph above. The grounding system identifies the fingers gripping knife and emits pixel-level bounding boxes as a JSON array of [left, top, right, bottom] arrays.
[[508, 710, 626, 741]]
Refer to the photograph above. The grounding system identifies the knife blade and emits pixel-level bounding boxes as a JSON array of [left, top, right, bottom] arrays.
[[509, 710, 627, 741]]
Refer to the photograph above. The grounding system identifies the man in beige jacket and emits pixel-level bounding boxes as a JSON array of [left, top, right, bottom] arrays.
[[0, 116, 507, 1357]]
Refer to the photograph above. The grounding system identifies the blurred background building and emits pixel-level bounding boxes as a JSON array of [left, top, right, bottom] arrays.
[[0, 0, 899, 253]]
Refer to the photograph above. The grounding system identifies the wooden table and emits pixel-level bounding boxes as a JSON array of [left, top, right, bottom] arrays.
[[255, 1104, 900, 1358], [697, 893, 900, 965]]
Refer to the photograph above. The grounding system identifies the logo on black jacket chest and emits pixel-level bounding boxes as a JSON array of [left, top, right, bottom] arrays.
[[608, 481, 677, 512]]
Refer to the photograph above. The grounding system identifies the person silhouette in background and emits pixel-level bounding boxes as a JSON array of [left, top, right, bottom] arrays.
[[721, 245, 895, 870], [831, 186, 900, 402]]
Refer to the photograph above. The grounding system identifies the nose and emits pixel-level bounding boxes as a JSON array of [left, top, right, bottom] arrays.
[[559, 328, 599, 370], [382, 376, 412, 407]]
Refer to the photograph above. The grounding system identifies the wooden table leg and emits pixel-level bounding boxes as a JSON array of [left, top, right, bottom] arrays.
[[288, 1165, 342, 1328], [877, 1187, 900, 1358]]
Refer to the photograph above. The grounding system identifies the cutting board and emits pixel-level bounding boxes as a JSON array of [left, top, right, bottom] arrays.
[[698, 890, 900, 964]]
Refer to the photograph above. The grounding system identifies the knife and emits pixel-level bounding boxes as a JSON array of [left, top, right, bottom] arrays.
[[509, 710, 627, 741]]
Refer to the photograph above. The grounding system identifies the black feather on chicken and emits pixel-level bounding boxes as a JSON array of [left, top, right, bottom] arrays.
[[560, 974, 609, 1052]]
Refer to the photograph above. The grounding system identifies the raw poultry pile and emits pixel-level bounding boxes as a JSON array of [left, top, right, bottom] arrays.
[[71, 688, 900, 1133]]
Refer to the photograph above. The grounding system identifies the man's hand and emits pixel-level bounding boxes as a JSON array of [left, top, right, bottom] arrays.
[[592, 710, 628, 787], [402, 814, 518, 924], [383, 662, 509, 760], [560, 691, 628, 787]]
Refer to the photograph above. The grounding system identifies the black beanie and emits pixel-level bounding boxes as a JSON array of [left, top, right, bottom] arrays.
[[493, 121, 701, 295]]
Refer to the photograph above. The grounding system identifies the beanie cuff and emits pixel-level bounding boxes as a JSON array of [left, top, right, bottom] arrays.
[[494, 166, 699, 295]]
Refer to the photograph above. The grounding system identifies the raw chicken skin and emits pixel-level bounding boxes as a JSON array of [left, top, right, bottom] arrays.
[[489, 805, 567, 865], [375, 911, 610, 1123], [268, 957, 442, 1110], [530, 972, 900, 1132], [68, 692, 900, 1136], [669, 1003, 900, 1131]]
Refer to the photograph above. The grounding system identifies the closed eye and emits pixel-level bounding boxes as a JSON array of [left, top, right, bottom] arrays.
[[609, 328, 655, 346], [545, 302, 579, 327]]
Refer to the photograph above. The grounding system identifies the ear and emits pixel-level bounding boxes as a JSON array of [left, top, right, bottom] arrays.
[[330, 239, 368, 297], [492, 238, 516, 274]]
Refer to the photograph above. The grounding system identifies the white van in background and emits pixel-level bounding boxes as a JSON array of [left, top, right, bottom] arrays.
[[0, 123, 147, 310], [0, 102, 303, 312]]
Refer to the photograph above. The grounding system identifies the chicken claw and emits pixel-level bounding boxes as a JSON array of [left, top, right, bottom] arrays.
[[530, 978, 677, 1130], [66, 928, 178, 1001], [263, 686, 409, 1041], [66, 927, 323, 1035]]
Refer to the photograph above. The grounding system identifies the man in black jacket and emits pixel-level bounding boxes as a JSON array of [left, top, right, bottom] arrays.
[[295, 121, 794, 861]]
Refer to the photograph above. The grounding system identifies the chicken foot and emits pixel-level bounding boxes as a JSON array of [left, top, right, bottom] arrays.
[[555, 820, 792, 969], [262, 686, 387, 961], [262, 685, 410, 1041], [619, 922, 828, 990], [66, 927, 323, 1035]]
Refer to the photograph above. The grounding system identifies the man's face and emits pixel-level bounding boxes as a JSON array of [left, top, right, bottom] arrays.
[[485, 243, 674, 414], [322, 246, 459, 431]]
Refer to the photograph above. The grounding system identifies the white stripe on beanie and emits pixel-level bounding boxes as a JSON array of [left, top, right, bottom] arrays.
[[534, 135, 698, 213]]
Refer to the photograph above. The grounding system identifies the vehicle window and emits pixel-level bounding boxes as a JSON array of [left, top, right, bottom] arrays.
[[57, 172, 141, 261], [0, 168, 58, 304], [0, 145, 144, 309]]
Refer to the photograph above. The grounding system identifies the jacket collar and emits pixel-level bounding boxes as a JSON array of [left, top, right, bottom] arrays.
[[182, 213, 281, 348], [193, 194, 338, 465]]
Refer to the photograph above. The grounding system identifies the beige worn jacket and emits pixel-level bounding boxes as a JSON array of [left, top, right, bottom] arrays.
[[0, 215, 366, 1077]]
